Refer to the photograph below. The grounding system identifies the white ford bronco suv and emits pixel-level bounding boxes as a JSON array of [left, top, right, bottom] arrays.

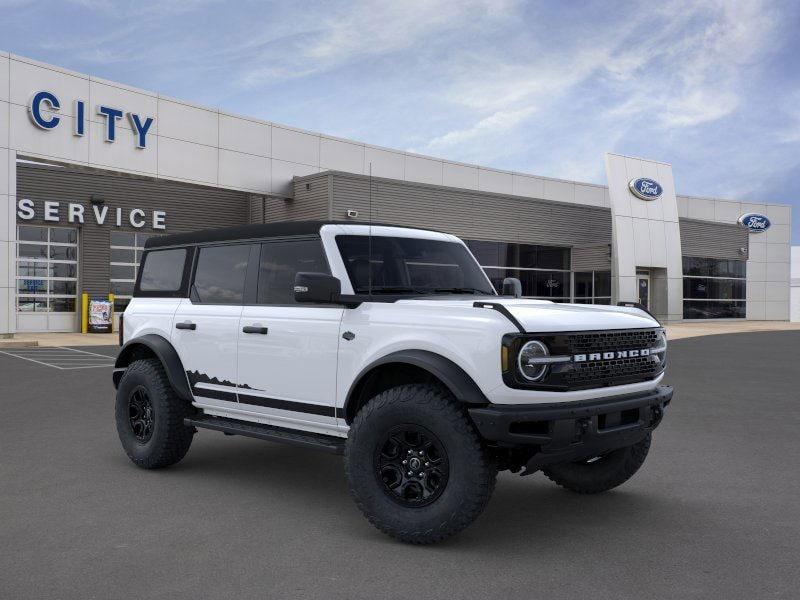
[[114, 221, 672, 544]]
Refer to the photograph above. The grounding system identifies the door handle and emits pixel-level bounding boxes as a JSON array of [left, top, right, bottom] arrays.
[[175, 321, 196, 330], [242, 325, 269, 335]]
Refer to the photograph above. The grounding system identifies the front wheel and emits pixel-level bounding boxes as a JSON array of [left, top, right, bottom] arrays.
[[345, 384, 496, 544], [542, 434, 652, 494]]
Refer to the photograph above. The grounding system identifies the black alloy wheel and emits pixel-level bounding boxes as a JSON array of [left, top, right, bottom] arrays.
[[375, 424, 449, 507], [128, 386, 154, 443]]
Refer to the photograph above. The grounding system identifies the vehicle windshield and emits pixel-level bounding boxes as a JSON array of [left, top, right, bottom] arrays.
[[335, 235, 496, 296]]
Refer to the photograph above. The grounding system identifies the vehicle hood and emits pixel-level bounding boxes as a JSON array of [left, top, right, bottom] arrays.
[[397, 296, 660, 332]]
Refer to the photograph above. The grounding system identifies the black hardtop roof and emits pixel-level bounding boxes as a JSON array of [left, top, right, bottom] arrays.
[[144, 221, 436, 249]]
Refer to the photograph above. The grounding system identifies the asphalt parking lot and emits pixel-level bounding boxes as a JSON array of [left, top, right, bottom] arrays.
[[2, 332, 799, 600]]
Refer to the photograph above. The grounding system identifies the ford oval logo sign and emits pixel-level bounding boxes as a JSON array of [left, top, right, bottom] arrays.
[[737, 213, 771, 233], [628, 178, 663, 201]]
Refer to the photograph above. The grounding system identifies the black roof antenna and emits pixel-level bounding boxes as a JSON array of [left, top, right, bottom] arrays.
[[368, 161, 373, 297]]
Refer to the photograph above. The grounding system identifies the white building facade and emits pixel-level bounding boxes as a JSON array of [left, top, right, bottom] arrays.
[[0, 52, 792, 333]]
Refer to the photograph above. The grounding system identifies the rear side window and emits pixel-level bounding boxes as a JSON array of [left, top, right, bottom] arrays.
[[139, 249, 187, 292], [257, 239, 329, 304], [193, 244, 250, 304]]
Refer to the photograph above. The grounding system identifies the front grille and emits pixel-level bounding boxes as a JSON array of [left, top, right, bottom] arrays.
[[567, 329, 661, 354], [504, 328, 666, 391], [561, 329, 663, 388], [566, 354, 659, 386]]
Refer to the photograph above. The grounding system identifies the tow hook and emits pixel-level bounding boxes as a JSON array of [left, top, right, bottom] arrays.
[[651, 406, 664, 426]]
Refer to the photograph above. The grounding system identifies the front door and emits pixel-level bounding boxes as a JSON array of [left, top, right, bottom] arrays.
[[236, 238, 343, 436], [637, 275, 650, 309], [171, 243, 253, 409]]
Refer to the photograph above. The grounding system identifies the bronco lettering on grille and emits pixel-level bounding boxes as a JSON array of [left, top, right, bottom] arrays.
[[573, 349, 651, 362]]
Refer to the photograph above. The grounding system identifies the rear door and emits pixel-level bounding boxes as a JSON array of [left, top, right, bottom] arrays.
[[236, 237, 343, 435], [171, 243, 255, 409]]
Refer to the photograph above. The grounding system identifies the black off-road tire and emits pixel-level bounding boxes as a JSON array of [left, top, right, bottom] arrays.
[[345, 383, 497, 544], [542, 434, 652, 494], [115, 358, 194, 469]]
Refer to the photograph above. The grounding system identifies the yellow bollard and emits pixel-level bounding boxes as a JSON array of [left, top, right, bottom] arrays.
[[108, 293, 115, 333], [81, 293, 89, 334]]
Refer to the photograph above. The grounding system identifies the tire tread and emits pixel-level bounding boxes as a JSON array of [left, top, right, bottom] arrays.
[[345, 383, 496, 544], [115, 358, 194, 469]]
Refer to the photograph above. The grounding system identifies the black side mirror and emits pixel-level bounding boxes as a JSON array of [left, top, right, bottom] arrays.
[[294, 272, 342, 304], [502, 277, 522, 298]]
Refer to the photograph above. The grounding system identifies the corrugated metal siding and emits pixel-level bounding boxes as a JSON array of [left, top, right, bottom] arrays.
[[16, 163, 248, 297], [679, 218, 749, 259], [249, 195, 266, 224], [572, 245, 612, 271], [258, 174, 330, 222], [305, 171, 611, 247]]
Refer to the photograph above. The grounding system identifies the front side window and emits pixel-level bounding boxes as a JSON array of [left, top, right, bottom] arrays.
[[139, 248, 187, 293], [336, 235, 495, 295], [192, 245, 250, 304], [257, 239, 329, 304]]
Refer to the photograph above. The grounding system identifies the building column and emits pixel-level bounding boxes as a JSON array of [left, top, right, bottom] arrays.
[[1, 52, 12, 336], [605, 153, 683, 322]]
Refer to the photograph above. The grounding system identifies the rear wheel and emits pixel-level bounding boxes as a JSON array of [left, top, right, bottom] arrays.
[[115, 358, 194, 469], [542, 434, 652, 494], [345, 383, 496, 544]]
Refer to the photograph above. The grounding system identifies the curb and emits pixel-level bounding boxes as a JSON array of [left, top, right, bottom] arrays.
[[0, 340, 39, 349]]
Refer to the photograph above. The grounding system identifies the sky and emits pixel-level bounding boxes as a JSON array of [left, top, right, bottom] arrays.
[[3, 0, 800, 240]]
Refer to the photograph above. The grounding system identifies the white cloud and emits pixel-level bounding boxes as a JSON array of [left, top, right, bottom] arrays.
[[236, 0, 518, 88], [410, 0, 783, 181]]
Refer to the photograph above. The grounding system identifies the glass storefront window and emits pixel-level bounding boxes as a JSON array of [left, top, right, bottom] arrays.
[[682, 257, 746, 278], [17, 296, 49, 312], [50, 246, 78, 260], [570, 270, 611, 304], [466, 240, 613, 304], [467, 240, 571, 301], [465, 240, 570, 271], [50, 228, 78, 244], [683, 256, 747, 319], [18, 244, 49, 259], [574, 272, 593, 299], [18, 225, 48, 242], [110, 265, 136, 280], [594, 271, 611, 297], [683, 301, 745, 319], [15, 226, 78, 316], [50, 298, 76, 313]]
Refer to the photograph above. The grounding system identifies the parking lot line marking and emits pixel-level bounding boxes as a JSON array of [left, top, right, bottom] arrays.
[[37, 359, 115, 363], [0, 346, 117, 370], [0, 350, 67, 369], [5, 352, 105, 357], [55, 346, 118, 359]]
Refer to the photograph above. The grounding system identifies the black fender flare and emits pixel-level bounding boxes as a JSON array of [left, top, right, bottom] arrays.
[[344, 349, 488, 422], [113, 334, 192, 401]]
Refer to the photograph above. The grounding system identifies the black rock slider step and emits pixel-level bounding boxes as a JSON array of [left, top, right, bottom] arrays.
[[185, 415, 345, 454]]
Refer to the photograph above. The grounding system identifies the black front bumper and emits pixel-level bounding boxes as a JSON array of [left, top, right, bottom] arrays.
[[468, 385, 673, 471]]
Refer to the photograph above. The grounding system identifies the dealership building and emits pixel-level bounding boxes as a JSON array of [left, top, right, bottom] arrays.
[[0, 52, 792, 333]]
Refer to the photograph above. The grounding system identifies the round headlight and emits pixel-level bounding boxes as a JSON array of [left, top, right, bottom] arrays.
[[517, 340, 550, 382]]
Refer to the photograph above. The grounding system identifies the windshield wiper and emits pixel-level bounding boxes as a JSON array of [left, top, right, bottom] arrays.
[[432, 287, 488, 295], [354, 285, 424, 294]]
